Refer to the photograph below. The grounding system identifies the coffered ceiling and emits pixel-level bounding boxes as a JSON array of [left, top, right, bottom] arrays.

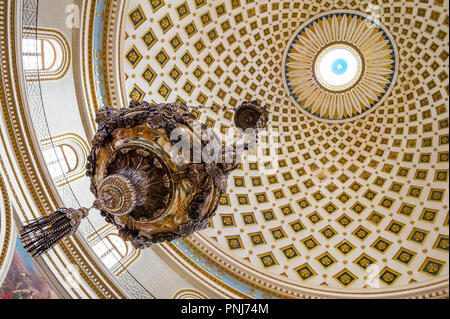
[[122, 0, 449, 291]]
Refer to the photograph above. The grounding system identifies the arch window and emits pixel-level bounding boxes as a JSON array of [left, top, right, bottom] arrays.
[[40, 133, 89, 186], [22, 27, 70, 81], [87, 225, 141, 275], [42, 144, 78, 178], [22, 38, 61, 72], [92, 235, 128, 269]]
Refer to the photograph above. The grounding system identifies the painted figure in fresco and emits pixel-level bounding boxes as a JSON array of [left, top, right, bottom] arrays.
[[0, 287, 38, 299]]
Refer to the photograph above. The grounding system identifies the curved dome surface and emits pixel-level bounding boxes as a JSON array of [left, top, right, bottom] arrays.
[[2, 0, 447, 300], [122, 0, 449, 294]]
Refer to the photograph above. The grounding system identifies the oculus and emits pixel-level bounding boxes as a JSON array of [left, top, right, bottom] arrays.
[[315, 44, 363, 91], [283, 10, 397, 122]]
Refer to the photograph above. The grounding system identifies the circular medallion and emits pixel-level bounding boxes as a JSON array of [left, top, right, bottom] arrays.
[[283, 10, 398, 122], [315, 44, 363, 91]]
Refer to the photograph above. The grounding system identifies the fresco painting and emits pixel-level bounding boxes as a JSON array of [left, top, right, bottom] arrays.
[[0, 238, 57, 299]]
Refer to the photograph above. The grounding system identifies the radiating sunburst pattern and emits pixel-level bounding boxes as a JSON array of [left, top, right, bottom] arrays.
[[284, 11, 397, 122]]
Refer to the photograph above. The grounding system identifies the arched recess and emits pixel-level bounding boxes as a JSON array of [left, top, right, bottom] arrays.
[[40, 133, 89, 187], [22, 27, 71, 81], [88, 225, 141, 276]]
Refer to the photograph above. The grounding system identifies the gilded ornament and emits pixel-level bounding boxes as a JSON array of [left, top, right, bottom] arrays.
[[20, 100, 268, 254]]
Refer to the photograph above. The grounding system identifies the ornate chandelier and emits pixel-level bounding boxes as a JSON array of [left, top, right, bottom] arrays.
[[20, 100, 268, 257]]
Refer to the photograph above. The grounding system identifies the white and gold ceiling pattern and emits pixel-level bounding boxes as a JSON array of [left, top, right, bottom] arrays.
[[123, 0, 449, 291]]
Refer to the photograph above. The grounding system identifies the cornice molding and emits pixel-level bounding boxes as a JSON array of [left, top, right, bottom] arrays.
[[0, 173, 16, 286], [103, 0, 126, 109], [191, 233, 450, 298]]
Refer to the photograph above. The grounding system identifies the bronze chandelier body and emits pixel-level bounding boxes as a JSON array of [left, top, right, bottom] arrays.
[[20, 100, 268, 256]]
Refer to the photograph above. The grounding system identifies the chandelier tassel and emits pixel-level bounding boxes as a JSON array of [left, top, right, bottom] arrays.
[[19, 207, 90, 257]]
